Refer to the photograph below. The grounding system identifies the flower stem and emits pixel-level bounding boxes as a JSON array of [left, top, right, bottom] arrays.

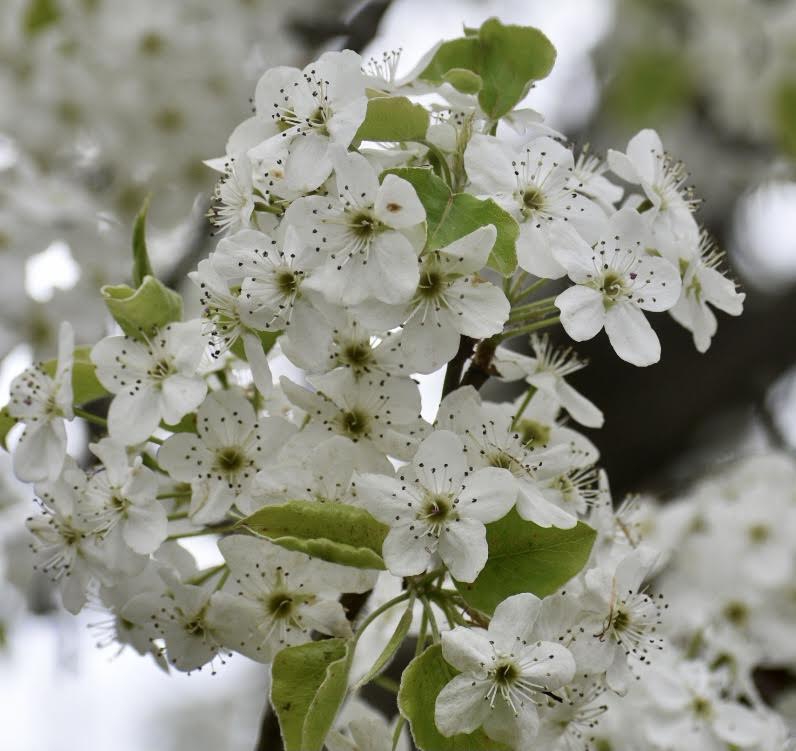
[[73, 407, 107, 428], [498, 315, 561, 342], [420, 140, 453, 187], [513, 276, 551, 304], [353, 591, 412, 646], [510, 386, 537, 430]]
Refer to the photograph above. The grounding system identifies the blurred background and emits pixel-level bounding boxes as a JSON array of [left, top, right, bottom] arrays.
[[0, 0, 794, 748]]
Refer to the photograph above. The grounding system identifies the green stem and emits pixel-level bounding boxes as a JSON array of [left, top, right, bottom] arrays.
[[510, 386, 537, 430], [188, 563, 226, 586], [373, 674, 400, 694], [167, 511, 190, 521], [158, 492, 192, 501], [353, 591, 412, 646], [421, 598, 441, 643], [498, 316, 561, 342], [508, 270, 527, 299], [73, 407, 107, 428], [508, 295, 559, 318], [419, 140, 453, 187], [513, 276, 550, 304]]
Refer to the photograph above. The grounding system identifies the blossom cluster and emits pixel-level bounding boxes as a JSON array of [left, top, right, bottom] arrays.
[[2, 21, 771, 751]]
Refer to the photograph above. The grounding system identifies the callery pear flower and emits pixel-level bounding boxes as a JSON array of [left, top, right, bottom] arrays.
[[353, 429, 516, 582], [8, 321, 74, 482], [91, 320, 208, 445], [435, 593, 576, 747], [554, 208, 681, 366]]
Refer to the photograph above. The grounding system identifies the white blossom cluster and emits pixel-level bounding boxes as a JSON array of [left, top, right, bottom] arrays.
[[3, 28, 779, 751]]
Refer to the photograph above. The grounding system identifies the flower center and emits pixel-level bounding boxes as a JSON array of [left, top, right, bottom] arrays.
[[493, 660, 520, 686], [267, 592, 295, 618], [417, 268, 446, 300], [340, 408, 370, 439], [275, 268, 299, 297], [722, 601, 748, 626], [747, 523, 770, 544], [600, 272, 626, 301], [488, 449, 522, 474], [517, 419, 551, 448], [340, 340, 374, 369], [349, 211, 380, 241], [521, 186, 545, 215], [215, 447, 245, 473], [691, 696, 713, 719], [148, 357, 174, 381], [421, 493, 455, 522]]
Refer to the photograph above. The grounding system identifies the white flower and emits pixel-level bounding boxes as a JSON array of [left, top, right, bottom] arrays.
[[493, 333, 604, 428], [353, 430, 516, 582], [206, 535, 375, 662], [465, 134, 604, 279], [255, 434, 390, 505], [249, 50, 368, 192], [607, 128, 699, 240], [645, 659, 764, 750], [82, 438, 166, 555], [207, 152, 256, 235], [189, 259, 274, 396], [26, 462, 109, 614], [8, 321, 74, 482], [397, 225, 510, 372], [91, 320, 208, 445], [554, 207, 681, 366], [668, 232, 745, 353], [122, 570, 225, 673], [572, 147, 623, 213], [158, 389, 296, 519], [437, 387, 596, 529], [289, 147, 426, 305], [435, 593, 576, 748], [570, 550, 665, 692], [280, 370, 428, 462]]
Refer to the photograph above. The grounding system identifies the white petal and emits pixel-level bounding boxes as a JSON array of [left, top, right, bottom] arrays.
[[374, 175, 425, 228], [555, 285, 605, 341], [517, 222, 567, 279], [554, 379, 604, 428], [604, 302, 660, 366], [625, 129, 663, 184], [160, 375, 207, 426], [367, 233, 420, 305], [412, 430, 467, 492], [515, 483, 578, 529], [435, 674, 492, 736], [332, 148, 380, 206], [437, 225, 497, 274], [457, 468, 516, 523], [464, 135, 515, 195], [489, 593, 541, 648], [632, 256, 681, 312], [13, 423, 67, 483], [108, 387, 162, 445], [438, 517, 488, 582], [123, 505, 168, 555], [444, 279, 510, 338], [286, 132, 332, 192], [441, 627, 493, 674], [158, 433, 207, 483], [242, 331, 274, 398], [382, 524, 434, 576]]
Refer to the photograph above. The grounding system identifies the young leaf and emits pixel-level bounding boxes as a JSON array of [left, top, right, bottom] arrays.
[[0, 346, 110, 450], [131, 195, 154, 288], [453, 509, 596, 614], [355, 96, 430, 142], [271, 638, 350, 751], [385, 167, 518, 275], [101, 276, 183, 339], [398, 644, 506, 751], [241, 500, 389, 570], [476, 19, 556, 120], [418, 19, 557, 121], [354, 600, 413, 689]]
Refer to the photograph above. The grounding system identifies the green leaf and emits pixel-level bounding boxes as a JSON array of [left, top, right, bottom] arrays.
[[418, 19, 557, 120], [454, 510, 596, 614], [476, 19, 556, 120], [271, 638, 350, 751], [101, 276, 182, 339], [419, 37, 481, 85], [355, 601, 413, 689], [442, 68, 482, 94], [131, 195, 154, 288], [385, 167, 518, 276], [355, 96, 430, 143], [398, 644, 505, 751], [0, 346, 110, 450], [23, 0, 60, 36], [241, 500, 388, 570]]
